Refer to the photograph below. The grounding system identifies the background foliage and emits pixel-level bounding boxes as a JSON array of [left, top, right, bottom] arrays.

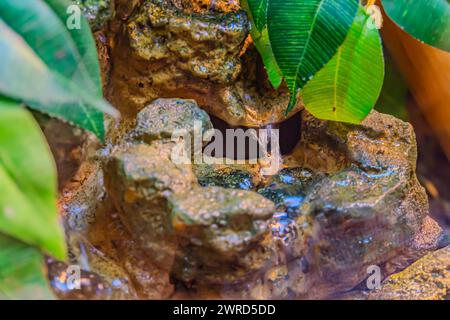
[[382, 0, 450, 52]]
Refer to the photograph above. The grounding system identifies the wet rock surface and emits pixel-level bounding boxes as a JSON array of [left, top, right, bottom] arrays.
[[101, 98, 277, 287], [55, 95, 443, 299], [130, 98, 213, 143], [54, 161, 175, 299], [258, 168, 320, 214], [193, 163, 258, 190], [169, 187, 276, 284], [257, 111, 442, 299], [369, 246, 450, 300], [104, 142, 197, 267], [107, 0, 303, 126], [47, 259, 128, 300], [171, 0, 241, 13], [87, 208, 175, 299]]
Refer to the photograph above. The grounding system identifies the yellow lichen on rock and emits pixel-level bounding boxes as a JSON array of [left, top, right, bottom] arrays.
[[369, 246, 450, 300], [172, 0, 241, 13]]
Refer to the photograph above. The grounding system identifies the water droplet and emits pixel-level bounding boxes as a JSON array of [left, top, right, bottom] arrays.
[[358, 235, 373, 245]]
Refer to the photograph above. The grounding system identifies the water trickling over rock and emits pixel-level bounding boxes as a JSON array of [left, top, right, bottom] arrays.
[[51, 0, 444, 300]]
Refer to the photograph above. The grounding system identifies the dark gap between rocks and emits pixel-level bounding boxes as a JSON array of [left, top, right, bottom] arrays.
[[205, 112, 302, 160]]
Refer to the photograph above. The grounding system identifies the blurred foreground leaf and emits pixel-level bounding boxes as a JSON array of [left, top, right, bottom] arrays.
[[0, 98, 66, 260], [0, 234, 54, 300], [0, 0, 118, 140]]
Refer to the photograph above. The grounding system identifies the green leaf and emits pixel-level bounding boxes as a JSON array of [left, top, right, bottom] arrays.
[[44, 0, 102, 93], [254, 28, 284, 89], [242, 0, 283, 89], [246, 0, 269, 32], [0, 20, 79, 105], [302, 7, 385, 124], [382, 0, 450, 52], [0, 0, 118, 140], [267, 0, 359, 112], [0, 234, 55, 300], [0, 98, 66, 260]]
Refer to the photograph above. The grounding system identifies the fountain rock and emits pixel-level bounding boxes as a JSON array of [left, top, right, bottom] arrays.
[[169, 187, 276, 284], [193, 163, 259, 190], [47, 259, 134, 300], [102, 98, 278, 286], [129, 98, 213, 144], [104, 142, 196, 267], [258, 168, 321, 214], [249, 111, 443, 299], [55, 13, 444, 293], [57, 93, 443, 299]]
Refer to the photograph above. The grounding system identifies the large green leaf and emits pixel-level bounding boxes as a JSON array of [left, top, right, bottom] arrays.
[[0, 234, 55, 300], [0, 98, 66, 260], [0, 0, 118, 140], [246, 0, 268, 32], [301, 7, 385, 124], [45, 0, 102, 92], [242, 0, 283, 89], [267, 0, 359, 112], [0, 20, 79, 105], [382, 0, 450, 52]]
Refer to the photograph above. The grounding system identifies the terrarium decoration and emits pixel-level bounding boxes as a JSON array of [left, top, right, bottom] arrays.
[[0, 0, 448, 300]]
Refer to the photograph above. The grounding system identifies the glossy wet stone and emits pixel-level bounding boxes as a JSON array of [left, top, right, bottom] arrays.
[[56, 160, 175, 299], [169, 186, 276, 284], [171, 0, 241, 13], [257, 168, 320, 214], [47, 258, 134, 300], [88, 209, 175, 299], [193, 163, 257, 190], [58, 102, 443, 300], [269, 212, 297, 246], [129, 98, 213, 144], [247, 111, 443, 299], [68, 234, 137, 295], [53, 6, 444, 298]]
